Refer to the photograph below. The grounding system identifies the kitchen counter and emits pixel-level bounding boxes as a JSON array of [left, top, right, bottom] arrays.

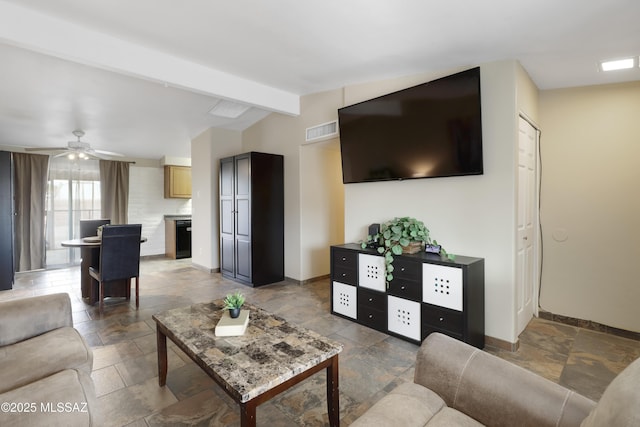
[[164, 215, 192, 220]]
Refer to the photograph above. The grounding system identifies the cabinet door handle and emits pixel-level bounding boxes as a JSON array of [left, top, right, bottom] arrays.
[[342, 257, 346, 261], [341, 273, 346, 277], [401, 267, 405, 272], [439, 317, 444, 322], [400, 286, 406, 290], [369, 314, 373, 319], [368, 298, 373, 302]]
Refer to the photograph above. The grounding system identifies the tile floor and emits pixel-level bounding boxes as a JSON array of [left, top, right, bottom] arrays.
[[2, 257, 640, 426]]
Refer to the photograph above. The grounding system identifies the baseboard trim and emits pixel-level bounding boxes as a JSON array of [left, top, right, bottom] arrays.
[[484, 335, 519, 352], [140, 254, 166, 260], [191, 263, 219, 273], [283, 274, 330, 286], [538, 310, 640, 342]]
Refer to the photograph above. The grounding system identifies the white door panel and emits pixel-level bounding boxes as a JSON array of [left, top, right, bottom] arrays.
[[517, 117, 539, 335]]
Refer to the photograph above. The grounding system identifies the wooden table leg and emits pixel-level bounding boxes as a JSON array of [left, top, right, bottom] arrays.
[[327, 354, 340, 426], [240, 400, 257, 427], [156, 327, 168, 386]]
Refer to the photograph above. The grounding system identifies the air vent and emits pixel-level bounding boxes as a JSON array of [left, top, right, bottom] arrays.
[[208, 100, 251, 118], [305, 120, 338, 142]]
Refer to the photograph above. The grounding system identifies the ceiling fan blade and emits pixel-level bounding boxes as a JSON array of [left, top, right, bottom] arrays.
[[24, 147, 68, 152], [94, 149, 124, 157], [87, 152, 111, 160]]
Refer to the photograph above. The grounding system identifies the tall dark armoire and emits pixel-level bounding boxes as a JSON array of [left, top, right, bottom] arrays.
[[219, 152, 284, 287], [0, 151, 15, 290]]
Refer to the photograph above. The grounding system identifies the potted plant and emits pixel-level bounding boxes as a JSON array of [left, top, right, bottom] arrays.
[[361, 217, 453, 284], [223, 291, 245, 318]]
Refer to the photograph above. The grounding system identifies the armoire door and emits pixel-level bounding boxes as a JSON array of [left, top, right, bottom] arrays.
[[234, 154, 252, 283], [219, 157, 235, 277]]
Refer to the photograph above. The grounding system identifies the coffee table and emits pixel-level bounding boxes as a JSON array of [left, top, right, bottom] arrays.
[[152, 300, 343, 426]]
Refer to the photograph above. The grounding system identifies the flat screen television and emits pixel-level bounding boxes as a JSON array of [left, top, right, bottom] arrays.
[[338, 67, 483, 184]]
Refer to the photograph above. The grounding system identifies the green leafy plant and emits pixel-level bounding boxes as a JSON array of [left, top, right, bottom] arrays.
[[361, 217, 453, 283], [223, 291, 245, 310]]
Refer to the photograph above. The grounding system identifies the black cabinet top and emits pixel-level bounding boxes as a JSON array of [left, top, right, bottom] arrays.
[[331, 243, 483, 267]]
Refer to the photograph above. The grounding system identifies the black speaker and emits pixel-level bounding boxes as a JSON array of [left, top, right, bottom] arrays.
[[368, 223, 380, 236]]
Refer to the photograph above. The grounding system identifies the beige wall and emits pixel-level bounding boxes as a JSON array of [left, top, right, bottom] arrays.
[[343, 60, 535, 343], [240, 60, 536, 343], [242, 89, 344, 281], [191, 127, 241, 271], [300, 140, 344, 279], [539, 81, 640, 333]]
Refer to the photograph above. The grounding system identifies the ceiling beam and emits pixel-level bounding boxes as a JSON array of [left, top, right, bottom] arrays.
[[0, 1, 300, 116]]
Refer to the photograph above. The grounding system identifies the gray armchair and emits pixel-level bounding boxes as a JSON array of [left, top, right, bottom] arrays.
[[0, 293, 98, 426], [352, 332, 640, 426]]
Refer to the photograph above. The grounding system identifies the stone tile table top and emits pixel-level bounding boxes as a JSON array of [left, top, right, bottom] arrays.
[[152, 299, 343, 426]]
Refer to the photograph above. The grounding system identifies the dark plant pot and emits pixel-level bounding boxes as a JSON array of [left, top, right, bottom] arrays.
[[229, 308, 241, 318]]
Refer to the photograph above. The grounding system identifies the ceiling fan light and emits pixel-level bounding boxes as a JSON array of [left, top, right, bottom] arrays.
[[68, 153, 76, 160]]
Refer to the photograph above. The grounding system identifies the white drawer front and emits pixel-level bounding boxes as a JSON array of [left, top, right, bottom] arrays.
[[358, 253, 386, 292], [422, 263, 463, 311], [387, 295, 421, 341], [332, 281, 357, 319]]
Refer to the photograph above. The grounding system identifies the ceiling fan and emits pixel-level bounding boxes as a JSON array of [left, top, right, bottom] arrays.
[[25, 130, 125, 160]]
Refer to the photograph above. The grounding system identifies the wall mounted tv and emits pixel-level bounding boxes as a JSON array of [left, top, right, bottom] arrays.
[[338, 67, 483, 184]]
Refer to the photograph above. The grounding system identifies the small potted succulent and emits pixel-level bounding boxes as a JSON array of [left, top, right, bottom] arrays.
[[223, 291, 245, 318]]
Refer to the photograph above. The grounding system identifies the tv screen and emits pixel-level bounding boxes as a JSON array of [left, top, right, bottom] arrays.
[[338, 67, 483, 184]]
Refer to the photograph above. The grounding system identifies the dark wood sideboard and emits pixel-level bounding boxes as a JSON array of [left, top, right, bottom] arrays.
[[330, 243, 485, 348]]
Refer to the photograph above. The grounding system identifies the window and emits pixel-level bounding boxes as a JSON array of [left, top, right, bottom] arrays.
[[45, 157, 101, 267]]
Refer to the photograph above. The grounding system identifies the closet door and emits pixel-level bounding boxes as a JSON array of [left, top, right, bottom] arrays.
[[0, 151, 14, 290], [234, 154, 252, 283]]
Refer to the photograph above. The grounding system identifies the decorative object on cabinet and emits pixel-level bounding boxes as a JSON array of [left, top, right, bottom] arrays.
[[219, 152, 284, 287], [164, 165, 192, 198], [331, 243, 484, 348], [361, 217, 453, 284], [223, 291, 245, 318]]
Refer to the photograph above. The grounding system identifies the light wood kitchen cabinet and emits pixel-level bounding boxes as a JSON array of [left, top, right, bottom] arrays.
[[164, 165, 192, 198]]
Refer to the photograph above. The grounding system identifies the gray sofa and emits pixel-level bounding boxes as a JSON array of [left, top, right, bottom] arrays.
[[0, 293, 98, 426], [352, 332, 640, 427]]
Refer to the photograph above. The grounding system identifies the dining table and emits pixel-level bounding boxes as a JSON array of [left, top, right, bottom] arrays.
[[61, 235, 147, 305]]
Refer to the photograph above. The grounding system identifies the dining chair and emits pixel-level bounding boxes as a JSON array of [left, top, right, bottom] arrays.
[[80, 219, 111, 295], [89, 224, 142, 314], [79, 219, 111, 238]]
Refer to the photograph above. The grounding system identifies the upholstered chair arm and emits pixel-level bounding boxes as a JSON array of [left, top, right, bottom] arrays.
[[0, 293, 73, 346], [414, 333, 596, 427]]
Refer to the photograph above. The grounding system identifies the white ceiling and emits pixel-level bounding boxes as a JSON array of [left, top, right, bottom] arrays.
[[0, 0, 638, 160]]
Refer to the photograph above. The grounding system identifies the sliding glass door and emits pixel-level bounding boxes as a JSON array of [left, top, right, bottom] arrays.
[[45, 158, 101, 268]]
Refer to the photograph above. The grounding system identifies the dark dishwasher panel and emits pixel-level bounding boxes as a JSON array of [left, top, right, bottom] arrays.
[[175, 220, 192, 259]]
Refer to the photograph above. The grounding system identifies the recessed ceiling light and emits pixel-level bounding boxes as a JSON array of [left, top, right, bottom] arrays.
[[208, 100, 251, 119], [599, 57, 635, 72]]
